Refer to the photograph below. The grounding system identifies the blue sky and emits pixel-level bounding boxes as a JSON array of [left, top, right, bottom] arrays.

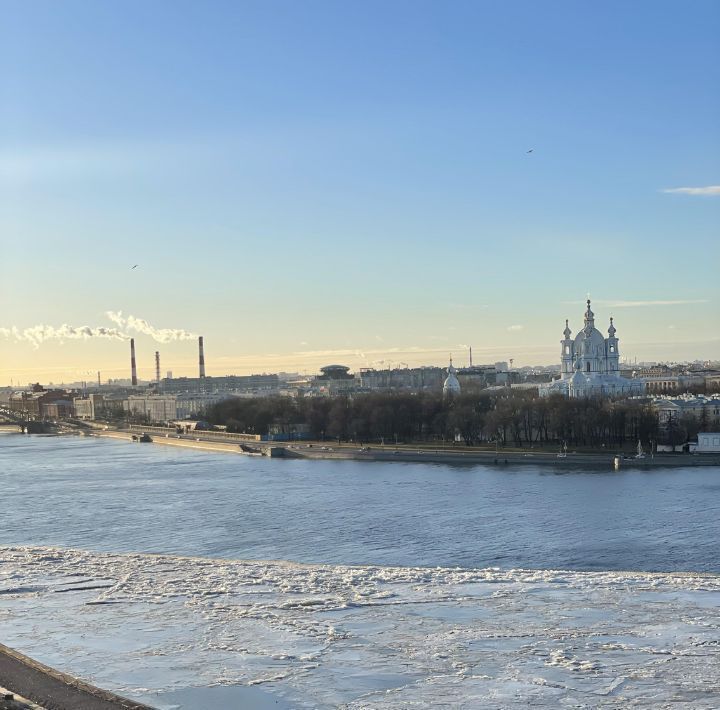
[[1, 0, 718, 383]]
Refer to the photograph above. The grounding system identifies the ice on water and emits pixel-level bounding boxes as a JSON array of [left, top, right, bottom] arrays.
[[1, 545, 719, 708]]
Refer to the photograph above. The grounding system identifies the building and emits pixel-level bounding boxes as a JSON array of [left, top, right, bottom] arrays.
[[540, 300, 644, 398], [313, 365, 357, 396], [690, 433, 720, 453], [357, 366, 445, 392], [650, 394, 720, 428], [640, 366, 707, 394], [8, 389, 72, 418], [121, 392, 231, 422], [159, 374, 279, 395], [456, 365, 499, 390], [73, 394, 106, 420], [124, 395, 178, 423], [442, 358, 461, 398], [175, 392, 231, 419]]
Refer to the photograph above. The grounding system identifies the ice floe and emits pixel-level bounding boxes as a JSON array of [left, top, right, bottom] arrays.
[[1, 545, 719, 708]]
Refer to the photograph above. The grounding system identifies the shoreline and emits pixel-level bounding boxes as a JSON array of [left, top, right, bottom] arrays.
[[86, 428, 720, 468], [0, 642, 153, 710]]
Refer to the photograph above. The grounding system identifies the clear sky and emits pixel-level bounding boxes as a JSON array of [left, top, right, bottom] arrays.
[[1, 0, 718, 385]]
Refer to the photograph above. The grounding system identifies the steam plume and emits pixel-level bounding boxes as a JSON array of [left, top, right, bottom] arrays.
[[1, 312, 196, 349], [0, 324, 129, 349], [106, 311, 196, 343]]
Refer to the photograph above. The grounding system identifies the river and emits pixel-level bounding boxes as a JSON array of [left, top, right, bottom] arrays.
[[1, 434, 719, 708]]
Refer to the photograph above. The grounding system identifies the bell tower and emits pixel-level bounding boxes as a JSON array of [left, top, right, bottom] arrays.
[[561, 319, 574, 376], [606, 317, 619, 374]]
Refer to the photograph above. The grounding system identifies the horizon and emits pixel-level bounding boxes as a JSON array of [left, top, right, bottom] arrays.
[[1, 296, 718, 385], [2, 1, 718, 385]]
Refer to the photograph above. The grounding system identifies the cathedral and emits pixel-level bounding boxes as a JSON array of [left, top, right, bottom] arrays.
[[539, 300, 644, 398]]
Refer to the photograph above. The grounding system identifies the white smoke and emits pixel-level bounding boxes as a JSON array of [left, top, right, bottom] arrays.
[[106, 311, 196, 343], [1, 312, 196, 349], [0, 324, 129, 349]]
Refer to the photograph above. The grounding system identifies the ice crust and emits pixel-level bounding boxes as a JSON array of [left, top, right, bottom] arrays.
[[1, 545, 719, 708]]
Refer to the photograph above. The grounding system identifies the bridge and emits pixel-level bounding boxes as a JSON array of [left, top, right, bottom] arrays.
[[0, 406, 33, 432]]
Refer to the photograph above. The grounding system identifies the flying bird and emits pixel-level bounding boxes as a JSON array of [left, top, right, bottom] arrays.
[[131, 265, 139, 270], [526, 149, 534, 153]]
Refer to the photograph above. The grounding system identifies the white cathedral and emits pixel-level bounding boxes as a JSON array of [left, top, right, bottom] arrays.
[[539, 300, 644, 398]]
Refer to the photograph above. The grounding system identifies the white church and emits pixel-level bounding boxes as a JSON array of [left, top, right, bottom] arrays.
[[539, 300, 644, 398]]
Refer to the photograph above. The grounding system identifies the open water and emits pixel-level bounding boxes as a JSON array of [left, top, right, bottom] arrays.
[[1, 434, 719, 708], [1, 435, 718, 572]]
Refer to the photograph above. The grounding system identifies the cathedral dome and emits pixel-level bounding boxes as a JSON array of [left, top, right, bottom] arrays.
[[574, 327, 605, 352]]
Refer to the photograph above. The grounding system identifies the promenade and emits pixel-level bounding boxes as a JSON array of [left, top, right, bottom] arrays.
[[92, 427, 720, 468]]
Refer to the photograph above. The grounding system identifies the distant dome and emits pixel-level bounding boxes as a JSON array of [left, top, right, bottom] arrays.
[[318, 364, 353, 381], [443, 358, 461, 397], [320, 365, 350, 375]]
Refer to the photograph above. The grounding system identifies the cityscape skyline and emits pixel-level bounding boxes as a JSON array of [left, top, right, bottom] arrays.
[[1, 296, 719, 387], [2, 1, 718, 384]]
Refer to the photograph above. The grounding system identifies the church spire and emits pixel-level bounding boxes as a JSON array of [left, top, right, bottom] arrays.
[[608, 316, 616, 337], [563, 319, 572, 339]]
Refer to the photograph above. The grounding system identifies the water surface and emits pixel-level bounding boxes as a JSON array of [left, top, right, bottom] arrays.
[[2, 434, 718, 572]]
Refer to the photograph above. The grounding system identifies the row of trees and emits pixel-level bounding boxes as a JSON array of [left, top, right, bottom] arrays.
[[205, 391, 713, 449]]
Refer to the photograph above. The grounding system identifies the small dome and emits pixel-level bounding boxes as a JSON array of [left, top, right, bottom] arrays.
[[608, 317, 616, 337], [563, 319, 572, 339], [443, 357, 461, 396], [571, 362, 586, 384]]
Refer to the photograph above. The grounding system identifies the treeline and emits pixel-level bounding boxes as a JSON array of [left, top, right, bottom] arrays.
[[203, 392, 696, 448]]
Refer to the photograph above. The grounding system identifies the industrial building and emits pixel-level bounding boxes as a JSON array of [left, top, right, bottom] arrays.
[[122, 392, 233, 423], [159, 374, 280, 395]]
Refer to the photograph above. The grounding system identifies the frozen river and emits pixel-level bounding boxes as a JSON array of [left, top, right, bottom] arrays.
[[1, 434, 719, 707]]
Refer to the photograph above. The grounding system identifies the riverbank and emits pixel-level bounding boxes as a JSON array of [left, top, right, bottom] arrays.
[[89, 428, 720, 468], [93, 430, 244, 455]]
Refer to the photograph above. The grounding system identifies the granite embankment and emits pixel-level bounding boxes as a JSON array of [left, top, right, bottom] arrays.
[[0, 643, 152, 710], [90, 428, 720, 468]]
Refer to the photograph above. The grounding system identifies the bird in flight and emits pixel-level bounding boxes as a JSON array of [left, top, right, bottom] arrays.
[[526, 149, 534, 153], [131, 264, 139, 270]]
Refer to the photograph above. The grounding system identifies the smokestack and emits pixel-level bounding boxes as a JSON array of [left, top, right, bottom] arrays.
[[198, 336, 206, 378], [155, 351, 161, 384], [130, 338, 138, 386], [469, 346, 473, 368], [97, 371, 101, 388]]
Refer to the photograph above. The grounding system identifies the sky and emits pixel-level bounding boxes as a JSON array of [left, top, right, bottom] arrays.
[[1, 0, 718, 385]]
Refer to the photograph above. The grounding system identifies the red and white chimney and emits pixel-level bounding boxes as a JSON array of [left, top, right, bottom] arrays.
[[198, 336, 206, 378], [130, 338, 138, 386]]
